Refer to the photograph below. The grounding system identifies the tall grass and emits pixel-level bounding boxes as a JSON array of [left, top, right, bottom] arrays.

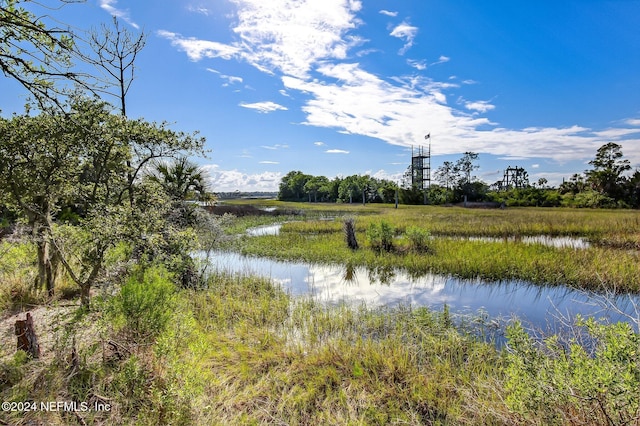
[[3, 256, 640, 424], [239, 228, 640, 292]]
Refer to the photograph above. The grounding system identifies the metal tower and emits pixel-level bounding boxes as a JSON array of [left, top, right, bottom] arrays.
[[411, 134, 431, 190], [501, 166, 527, 190]]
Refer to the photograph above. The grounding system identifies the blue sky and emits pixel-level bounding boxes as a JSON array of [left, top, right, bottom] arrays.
[[2, 0, 640, 191]]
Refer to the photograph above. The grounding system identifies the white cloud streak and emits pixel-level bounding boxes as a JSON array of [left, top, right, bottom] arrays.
[[379, 10, 398, 17], [99, 0, 139, 29], [464, 100, 495, 113], [390, 21, 418, 55], [239, 101, 288, 113], [407, 59, 427, 70], [187, 5, 210, 16], [261, 144, 289, 150], [282, 63, 640, 163], [231, 0, 363, 77], [326, 149, 350, 154], [157, 30, 240, 60]]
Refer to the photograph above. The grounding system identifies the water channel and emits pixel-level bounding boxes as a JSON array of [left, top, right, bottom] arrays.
[[201, 223, 640, 334]]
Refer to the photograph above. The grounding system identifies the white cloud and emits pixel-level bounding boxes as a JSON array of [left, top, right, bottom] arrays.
[[230, 0, 363, 78], [220, 74, 243, 85], [390, 21, 418, 55], [259, 161, 280, 164], [407, 59, 427, 70], [261, 144, 289, 150], [157, 30, 240, 60], [203, 165, 282, 192], [326, 149, 350, 154], [464, 100, 495, 113], [281, 63, 640, 164], [371, 169, 403, 182], [379, 10, 398, 17], [99, 0, 139, 29], [161, 0, 362, 79], [593, 128, 640, 139], [187, 5, 210, 16], [531, 164, 540, 169], [239, 101, 288, 113], [163, 1, 640, 168], [314, 141, 326, 146]]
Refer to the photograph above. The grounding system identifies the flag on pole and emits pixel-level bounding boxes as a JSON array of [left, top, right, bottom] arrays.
[[425, 133, 430, 139]]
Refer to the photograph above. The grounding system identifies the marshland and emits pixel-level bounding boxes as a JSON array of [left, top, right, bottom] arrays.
[[3, 198, 640, 425], [2, 1, 640, 424]]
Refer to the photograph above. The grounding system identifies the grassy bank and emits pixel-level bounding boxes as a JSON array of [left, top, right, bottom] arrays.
[[227, 203, 640, 292], [3, 267, 639, 425]]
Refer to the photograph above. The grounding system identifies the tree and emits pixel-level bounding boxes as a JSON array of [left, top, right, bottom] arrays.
[[0, 105, 84, 294], [0, 0, 91, 107], [0, 96, 205, 306], [304, 176, 329, 202], [559, 173, 587, 195], [455, 152, 479, 187], [585, 142, 630, 201], [536, 178, 548, 188], [434, 161, 456, 190], [84, 15, 146, 117], [278, 171, 311, 201], [148, 157, 210, 202], [338, 175, 364, 203]]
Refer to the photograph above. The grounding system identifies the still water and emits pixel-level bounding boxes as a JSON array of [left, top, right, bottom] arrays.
[[203, 250, 640, 332]]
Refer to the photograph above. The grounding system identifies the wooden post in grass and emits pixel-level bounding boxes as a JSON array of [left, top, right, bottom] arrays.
[[15, 312, 40, 358]]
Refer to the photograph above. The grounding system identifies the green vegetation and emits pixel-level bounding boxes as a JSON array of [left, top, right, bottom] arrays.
[[3, 255, 640, 425], [2, 2, 640, 423], [277, 143, 640, 208], [505, 318, 640, 424], [234, 203, 640, 292]]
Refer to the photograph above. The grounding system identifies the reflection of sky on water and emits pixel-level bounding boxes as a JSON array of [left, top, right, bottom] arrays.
[[204, 251, 639, 330], [246, 224, 283, 236]]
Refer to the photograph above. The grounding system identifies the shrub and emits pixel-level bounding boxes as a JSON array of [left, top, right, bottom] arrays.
[[405, 226, 431, 252], [107, 265, 176, 343], [505, 318, 640, 424], [367, 221, 394, 252]]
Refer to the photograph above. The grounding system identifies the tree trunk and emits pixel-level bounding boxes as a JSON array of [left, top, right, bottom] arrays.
[[80, 283, 91, 308], [35, 232, 58, 296]]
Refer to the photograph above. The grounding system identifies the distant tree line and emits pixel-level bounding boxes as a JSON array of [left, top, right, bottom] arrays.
[[278, 143, 640, 208], [278, 172, 399, 204]]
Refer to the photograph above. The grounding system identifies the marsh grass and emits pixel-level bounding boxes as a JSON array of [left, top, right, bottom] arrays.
[[179, 274, 509, 425], [235, 203, 640, 292], [3, 256, 640, 424], [240, 230, 640, 292], [3, 202, 640, 425]]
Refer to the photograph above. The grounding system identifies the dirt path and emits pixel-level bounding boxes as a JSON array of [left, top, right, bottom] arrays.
[[0, 302, 100, 364]]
